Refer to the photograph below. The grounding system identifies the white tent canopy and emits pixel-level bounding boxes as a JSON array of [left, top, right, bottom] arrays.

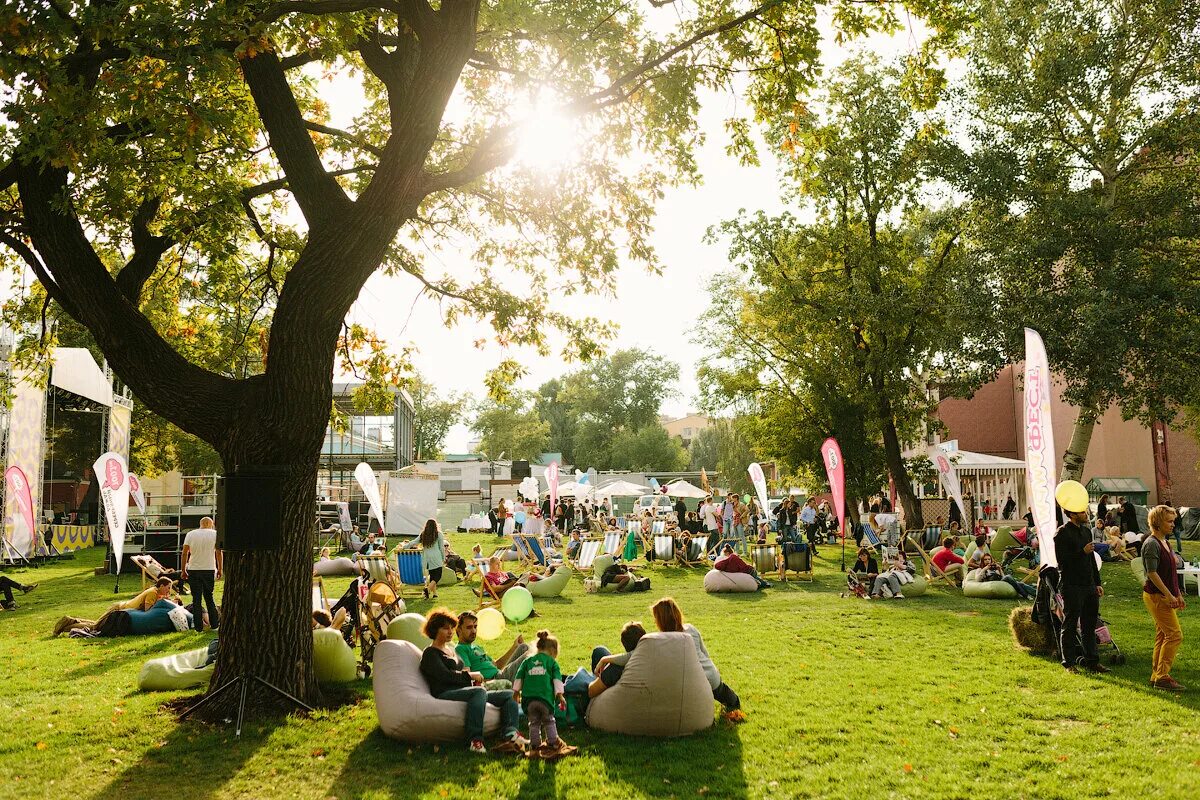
[[595, 480, 652, 498], [51, 348, 113, 407], [665, 480, 708, 499]]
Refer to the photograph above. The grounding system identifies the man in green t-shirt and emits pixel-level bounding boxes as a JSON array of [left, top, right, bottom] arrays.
[[455, 610, 530, 687]]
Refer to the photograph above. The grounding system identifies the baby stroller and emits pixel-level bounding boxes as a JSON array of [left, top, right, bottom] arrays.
[[1033, 567, 1126, 666]]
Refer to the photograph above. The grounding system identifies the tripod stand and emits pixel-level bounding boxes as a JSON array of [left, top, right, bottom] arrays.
[[181, 673, 315, 737]]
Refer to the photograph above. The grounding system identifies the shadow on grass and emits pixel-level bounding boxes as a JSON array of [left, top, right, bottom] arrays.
[[91, 705, 273, 800], [57, 635, 213, 681], [323, 728, 491, 799], [592, 718, 748, 799]]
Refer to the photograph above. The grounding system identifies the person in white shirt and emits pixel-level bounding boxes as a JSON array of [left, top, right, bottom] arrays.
[[701, 497, 720, 533], [182, 516, 222, 630]]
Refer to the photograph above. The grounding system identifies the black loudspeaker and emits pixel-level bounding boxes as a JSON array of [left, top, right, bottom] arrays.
[[511, 460, 531, 480], [217, 472, 284, 551]]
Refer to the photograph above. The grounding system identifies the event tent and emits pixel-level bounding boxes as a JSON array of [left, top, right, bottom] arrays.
[[665, 480, 708, 499], [595, 480, 652, 498]]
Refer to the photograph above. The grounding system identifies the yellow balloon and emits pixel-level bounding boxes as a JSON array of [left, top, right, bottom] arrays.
[[1054, 480, 1089, 513], [476, 607, 506, 641]]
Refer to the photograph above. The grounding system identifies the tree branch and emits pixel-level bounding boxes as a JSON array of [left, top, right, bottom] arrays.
[[304, 120, 384, 158], [115, 198, 175, 304], [239, 50, 352, 225]]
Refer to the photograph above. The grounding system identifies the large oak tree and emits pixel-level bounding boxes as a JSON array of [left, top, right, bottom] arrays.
[[4, 0, 928, 711]]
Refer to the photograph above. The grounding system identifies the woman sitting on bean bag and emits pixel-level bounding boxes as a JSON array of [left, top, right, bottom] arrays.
[[418, 608, 527, 755], [976, 553, 1036, 599], [650, 597, 745, 723]]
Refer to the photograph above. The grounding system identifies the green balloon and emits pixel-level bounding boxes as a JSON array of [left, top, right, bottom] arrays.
[[742, 494, 750, 504], [501, 586, 534, 622]]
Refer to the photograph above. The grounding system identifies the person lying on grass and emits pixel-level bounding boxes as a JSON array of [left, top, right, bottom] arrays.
[[651, 597, 746, 723], [0, 575, 36, 610], [588, 621, 646, 698], [455, 610, 530, 690], [418, 607, 527, 756], [713, 543, 771, 589], [53, 576, 179, 636], [512, 629, 577, 760]]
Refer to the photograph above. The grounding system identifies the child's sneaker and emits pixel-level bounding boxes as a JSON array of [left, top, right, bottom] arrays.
[[467, 739, 487, 754]]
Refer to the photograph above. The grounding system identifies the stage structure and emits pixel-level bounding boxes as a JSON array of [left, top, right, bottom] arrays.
[[1, 339, 133, 565]]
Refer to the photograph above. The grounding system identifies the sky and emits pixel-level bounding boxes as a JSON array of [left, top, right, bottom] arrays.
[[336, 14, 926, 453]]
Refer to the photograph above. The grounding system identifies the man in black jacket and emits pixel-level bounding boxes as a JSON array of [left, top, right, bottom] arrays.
[[1054, 505, 1110, 673]]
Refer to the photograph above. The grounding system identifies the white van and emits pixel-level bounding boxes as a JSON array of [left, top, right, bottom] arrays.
[[634, 494, 675, 519]]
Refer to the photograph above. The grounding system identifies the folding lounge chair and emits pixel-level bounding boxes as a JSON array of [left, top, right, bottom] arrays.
[[750, 543, 778, 577], [570, 538, 602, 574], [359, 580, 401, 667], [779, 541, 813, 582], [518, 535, 560, 572], [602, 531, 623, 557], [474, 570, 505, 610], [651, 533, 676, 564], [393, 550, 428, 599], [914, 542, 962, 589], [312, 578, 332, 615], [679, 534, 710, 567], [132, 554, 175, 591], [643, 520, 666, 555]]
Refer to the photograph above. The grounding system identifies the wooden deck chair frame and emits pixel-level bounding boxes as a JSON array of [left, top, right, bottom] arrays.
[[475, 571, 504, 610], [651, 533, 676, 564], [679, 534, 711, 567], [602, 531, 623, 557], [513, 534, 551, 573], [570, 538, 602, 574], [132, 554, 166, 590], [911, 539, 961, 589], [392, 550, 428, 599], [312, 577, 332, 615], [778, 542, 814, 582]]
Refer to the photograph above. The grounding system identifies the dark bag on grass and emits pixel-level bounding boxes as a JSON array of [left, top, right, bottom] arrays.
[[628, 575, 651, 592]]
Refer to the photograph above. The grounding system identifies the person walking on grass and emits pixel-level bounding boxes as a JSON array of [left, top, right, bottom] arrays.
[[418, 518, 445, 600], [512, 629, 577, 759], [1142, 506, 1186, 692], [181, 516, 221, 631]]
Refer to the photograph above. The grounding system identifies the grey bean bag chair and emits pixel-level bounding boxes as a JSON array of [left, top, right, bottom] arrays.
[[527, 566, 570, 598], [586, 632, 714, 737], [703, 569, 758, 593], [313, 556, 358, 577], [373, 639, 503, 743]]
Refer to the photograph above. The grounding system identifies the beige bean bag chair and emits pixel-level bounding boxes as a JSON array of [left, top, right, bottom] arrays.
[[313, 627, 357, 683], [137, 646, 214, 691], [586, 632, 714, 737], [962, 568, 1019, 599], [313, 556, 358, 577], [374, 639, 502, 743], [527, 566, 570, 598], [703, 569, 758, 593]]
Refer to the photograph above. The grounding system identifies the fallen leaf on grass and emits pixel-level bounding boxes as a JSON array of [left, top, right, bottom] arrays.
[[310, 748, 326, 758], [1056, 755, 1069, 762], [903, 764, 913, 773], [35, 742, 47, 750]]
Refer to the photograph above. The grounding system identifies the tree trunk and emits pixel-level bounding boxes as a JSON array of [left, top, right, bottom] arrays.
[[1059, 409, 1097, 483], [870, 374, 924, 529]]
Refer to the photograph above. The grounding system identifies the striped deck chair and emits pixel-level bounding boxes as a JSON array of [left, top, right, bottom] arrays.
[[517, 534, 559, 572], [679, 534, 710, 567], [474, 570, 504, 610], [750, 543, 779, 577], [862, 523, 885, 560], [602, 530, 623, 556], [570, 538, 602, 573], [651, 532, 676, 564], [312, 577, 332, 615], [393, 550, 428, 599]]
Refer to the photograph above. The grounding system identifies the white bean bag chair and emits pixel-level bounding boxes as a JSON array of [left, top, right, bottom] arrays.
[[962, 568, 1019, 599], [527, 566, 570, 598], [374, 639, 502, 743], [586, 632, 714, 737], [313, 556, 358, 577], [703, 569, 758, 593], [137, 646, 214, 691], [313, 627, 357, 683], [387, 613, 431, 647]]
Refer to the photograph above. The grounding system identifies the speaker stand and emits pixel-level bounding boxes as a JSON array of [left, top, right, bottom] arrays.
[[180, 673, 315, 737]]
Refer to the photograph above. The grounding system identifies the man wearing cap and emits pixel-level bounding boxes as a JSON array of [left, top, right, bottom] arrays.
[[1053, 481, 1109, 674]]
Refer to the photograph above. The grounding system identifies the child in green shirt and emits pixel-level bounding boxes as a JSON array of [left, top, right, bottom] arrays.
[[512, 629, 577, 759]]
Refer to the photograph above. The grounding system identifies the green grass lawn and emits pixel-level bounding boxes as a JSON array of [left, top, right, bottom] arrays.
[[2, 535, 1198, 800]]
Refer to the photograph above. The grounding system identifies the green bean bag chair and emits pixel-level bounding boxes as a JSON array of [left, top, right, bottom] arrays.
[[431, 566, 458, 587], [527, 566, 570, 598], [962, 568, 1019, 599], [313, 627, 357, 683], [387, 613, 431, 647], [137, 646, 214, 691], [592, 554, 625, 593], [900, 574, 928, 597]]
